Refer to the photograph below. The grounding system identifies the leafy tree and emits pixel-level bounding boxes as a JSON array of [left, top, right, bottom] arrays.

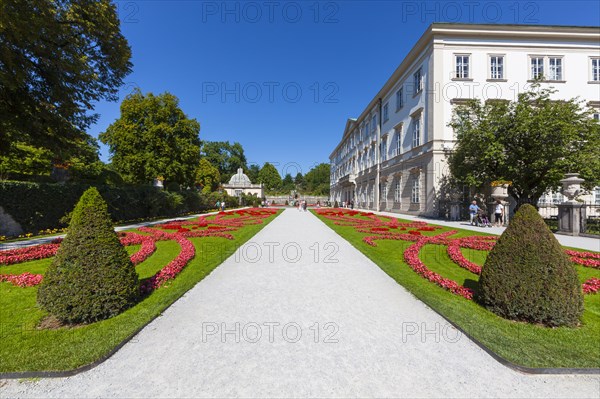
[[294, 173, 305, 190], [200, 141, 248, 182], [100, 91, 201, 186], [477, 204, 583, 327], [37, 187, 139, 323], [258, 162, 282, 192], [246, 164, 261, 184], [304, 163, 331, 195], [0, 0, 132, 160], [196, 158, 221, 194], [0, 143, 53, 178], [448, 84, 600, 208], [281, 173, 294, 192]]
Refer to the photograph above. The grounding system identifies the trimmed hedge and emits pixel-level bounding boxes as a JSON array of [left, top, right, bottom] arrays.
[[477, 204, 584, 327], [38, 188, 139, 323], [0, 181, 230, 235]]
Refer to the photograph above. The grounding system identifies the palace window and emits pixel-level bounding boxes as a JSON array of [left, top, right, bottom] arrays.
[[413, 67, 423, 95], [396, 87, 404, 110], [530, 56, 544, 79], [591, 58, 600, 82], [548, 57, 563, 81], [411, 178, 420, 204], [489, 55, 504, 80], [394, 180, 402, 203], [412, 115, 421, 148], [455, 55, 470, 79]]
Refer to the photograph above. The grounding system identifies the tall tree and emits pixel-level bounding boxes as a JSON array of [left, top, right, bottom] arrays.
[[246, 164, 260, 184], [0, 0, 132, 160], [100, 91, 201, 186], [448, 84, 600, 207], [196, 158, 221, 194], [258, 163, 282, 192], [281, 173, 294, 192], [294, 172, 305, 190], [200, 141, 248, 182], [304, 163, 331, 195]]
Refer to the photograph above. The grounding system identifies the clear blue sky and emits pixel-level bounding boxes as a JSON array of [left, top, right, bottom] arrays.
[[92, 0, 600, 177]]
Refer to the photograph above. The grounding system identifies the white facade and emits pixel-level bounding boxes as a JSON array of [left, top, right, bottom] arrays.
[[329, 23, 600, 216], [223, 168, 264, 198]]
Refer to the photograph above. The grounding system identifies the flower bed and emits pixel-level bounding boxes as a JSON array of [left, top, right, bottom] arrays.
[[314, 208, 600, 299], [0, 209, 278, 292]]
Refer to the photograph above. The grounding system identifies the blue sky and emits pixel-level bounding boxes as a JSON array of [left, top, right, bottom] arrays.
[[92, 0, 600, 177]]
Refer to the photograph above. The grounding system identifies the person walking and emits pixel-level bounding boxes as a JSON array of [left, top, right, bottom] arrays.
[[494, 200, 504, 227], [469, 200, 479, 225], [216, 200, 221, 211], [221, 201, 226, 212]]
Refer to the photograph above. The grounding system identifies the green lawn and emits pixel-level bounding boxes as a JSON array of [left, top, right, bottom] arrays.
[[314, 211, 600, 369], [0, 210, 280, 373]]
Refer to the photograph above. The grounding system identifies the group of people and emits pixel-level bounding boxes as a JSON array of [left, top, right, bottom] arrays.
[[297, 200, 308, 212], [215, 200, 226, 212], [341, 200, 354, 209], [469, 200, 504, 227]]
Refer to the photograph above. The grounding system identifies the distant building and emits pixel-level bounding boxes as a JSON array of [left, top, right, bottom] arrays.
[[329, 23, 600, 216], [222, 168, 264, 198]]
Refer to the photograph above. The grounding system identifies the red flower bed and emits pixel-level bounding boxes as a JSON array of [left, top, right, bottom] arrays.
[[0, 243, 60, 265], [582, 277, 600, 294], [446, 240, 482, 275], [129, 236, 157, 266], [140, 234, 196, 293], [0, 210, 276, 293], [317, 209, 600, 299], [403, 231, 474, 300], [0, 272, 43, 287]]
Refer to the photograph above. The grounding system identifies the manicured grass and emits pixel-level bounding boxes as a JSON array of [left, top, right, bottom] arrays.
[[0, 210, 280, 373], [314, 211, 600, 369]]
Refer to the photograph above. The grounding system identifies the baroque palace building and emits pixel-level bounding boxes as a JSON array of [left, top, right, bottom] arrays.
[[329, 23, 600, 216]]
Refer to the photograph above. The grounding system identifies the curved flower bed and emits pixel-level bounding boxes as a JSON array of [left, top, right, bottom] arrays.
[[315, 208, 600, 299], [0, 272, 43, 287], [0, 209, 277, 291]]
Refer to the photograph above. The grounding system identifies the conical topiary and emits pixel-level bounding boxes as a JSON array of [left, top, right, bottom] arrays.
[[38, 187, 139, 323], [477, 204, 583, 327]]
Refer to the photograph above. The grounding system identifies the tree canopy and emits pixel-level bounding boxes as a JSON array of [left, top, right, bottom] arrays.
[[281, 173, 295, 192], [0, 0, 132, 161], [258, 163, 282, 192], [200, 141, 248, 182], [303, 163, 331, 195], [100, 90, 201, 186], [246, 164, 261, 184], [196, 158, 221, 194], [448, 84, 600, 206]]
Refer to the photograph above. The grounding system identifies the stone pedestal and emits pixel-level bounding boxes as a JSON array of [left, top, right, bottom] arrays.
[[557, 203, 586, 236]]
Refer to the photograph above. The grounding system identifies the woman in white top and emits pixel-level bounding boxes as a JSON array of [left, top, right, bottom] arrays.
[[494, 200, 504, 227]]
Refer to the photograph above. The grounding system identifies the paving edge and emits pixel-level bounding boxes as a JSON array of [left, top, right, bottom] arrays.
[[310, 210, 600, 376], [0, 207, 277, 380]]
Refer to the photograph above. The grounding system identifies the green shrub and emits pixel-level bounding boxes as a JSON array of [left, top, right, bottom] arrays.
[[0, 181, 216, 235], [477, 204, 583, 327], [37, 187, 140, 323]]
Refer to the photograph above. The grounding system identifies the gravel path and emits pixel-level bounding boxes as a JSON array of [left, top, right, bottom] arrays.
[[1, 209, 598, 398]]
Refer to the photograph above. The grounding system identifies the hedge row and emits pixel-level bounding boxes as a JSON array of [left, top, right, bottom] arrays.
[[0, 181, 228, 235]]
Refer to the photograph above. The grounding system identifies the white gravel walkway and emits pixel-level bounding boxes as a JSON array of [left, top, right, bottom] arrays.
[[1, 209, 598, 398]]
